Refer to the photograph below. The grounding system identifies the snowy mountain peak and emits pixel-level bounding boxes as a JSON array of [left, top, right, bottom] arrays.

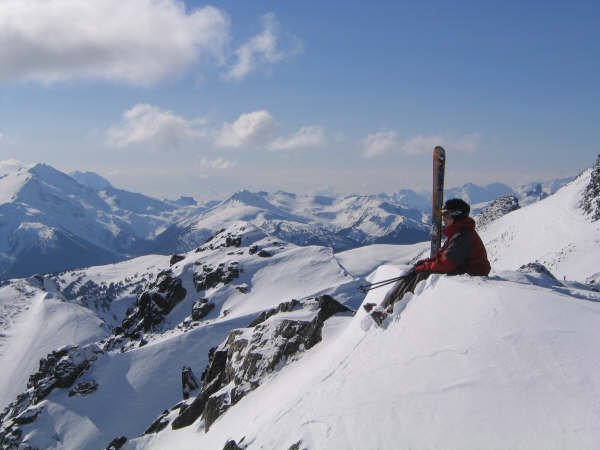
[[580, 154, 600, 221], [0, 159, 30, 175], [70, 171, 113, 191], [224, 189, 278, 210]]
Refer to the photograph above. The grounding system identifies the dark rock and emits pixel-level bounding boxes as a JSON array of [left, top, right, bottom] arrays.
[[236, 285, 249, 294], [475, 194, 520, 230], [518, 262, 558, 280], [518, 262, 564, 288], [288, 441, 306, 450], [144, 410, 170, 434], [169, 254, 185, 266], [580, 154, 600, 221], [171, 295, 350, 432], [249, 299, 301, 327], [118, 270, 187, 336], [0, 345, 103, 448], [225, 236, 242, 247], [182, 366, 200, 400], [68, 380, 98, 397], [249, 245, 258, 255], [223, 439, 244, 450], [191, 299, 215, 321], [257, 250, 272, 258], [106, 436, 127, 450], [13, 406, 42, 425], [204, 391, 231, 430], [193, 263, 241, 292], [205, 228, 226, 243]]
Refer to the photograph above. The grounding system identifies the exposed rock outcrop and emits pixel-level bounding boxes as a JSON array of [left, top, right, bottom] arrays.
[[191, 298, 215, 321], [475, 194, 520, 230], [580, 154, 600, 221], [0, 344, 103, 449], [165, 295, 350, 432], [116, 269, 187, 337], [169, 254, 185, 266], [193, 262, 241, 292]]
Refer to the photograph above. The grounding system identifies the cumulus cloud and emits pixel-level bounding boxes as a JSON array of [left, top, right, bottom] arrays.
[[215, 110, 276, 148], [106, 104, 206, 148], [268, 125, 326, 151], [199, 157, 235, 170], [224, 13, 302, 81], [361, 130, 399, 158], [0, 0, 230, 85]]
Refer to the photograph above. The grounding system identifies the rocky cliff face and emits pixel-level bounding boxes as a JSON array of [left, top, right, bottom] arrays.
[[143, 295, 351, 436], [0, 344, 103, 449], [580, 154, 600, 221], [475, 194, 520, 230]]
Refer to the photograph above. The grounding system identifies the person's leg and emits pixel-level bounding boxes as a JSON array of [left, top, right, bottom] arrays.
[[379, 271, 419, 310]]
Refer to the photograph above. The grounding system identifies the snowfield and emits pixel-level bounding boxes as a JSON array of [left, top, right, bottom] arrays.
[[128, 267, 600, 450]]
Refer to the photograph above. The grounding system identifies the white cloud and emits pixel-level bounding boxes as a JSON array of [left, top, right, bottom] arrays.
[[401, 133, 482, 155], [400, 134, 443, 156], [0, 0, 230, 85], [215, 110, 276, 148], [224, 13, 302, 81], [361, 130, 399, 158], [362, 131, 483, 158], [106, 104, 206, 148], [451, 133, 481, 154], [268, 125, 326, 151], [199, 157, 235, 170]]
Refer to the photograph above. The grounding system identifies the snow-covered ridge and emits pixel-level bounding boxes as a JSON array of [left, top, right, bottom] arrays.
[[482, 167, 600, 281], [0, 222, 362, 449]]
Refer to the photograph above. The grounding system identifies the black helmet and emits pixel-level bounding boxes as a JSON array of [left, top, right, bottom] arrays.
[[441, 198, 470, 220]]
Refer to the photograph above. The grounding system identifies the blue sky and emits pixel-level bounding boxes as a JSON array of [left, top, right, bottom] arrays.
[[0, 0, 598, 199]]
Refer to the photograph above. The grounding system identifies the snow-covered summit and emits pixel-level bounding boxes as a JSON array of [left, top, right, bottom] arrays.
[[70, 170, 113, 191], [0, 162, 194, 278]]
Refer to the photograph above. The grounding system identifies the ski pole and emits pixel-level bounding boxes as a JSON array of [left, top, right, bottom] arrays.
[[358, 275, 407, 293]]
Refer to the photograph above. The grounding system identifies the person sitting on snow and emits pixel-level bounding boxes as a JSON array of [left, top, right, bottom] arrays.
[[365, 198, 491, 325]]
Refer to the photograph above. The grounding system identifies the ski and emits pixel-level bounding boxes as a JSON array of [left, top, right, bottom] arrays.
[[430, 146, 446, 257]]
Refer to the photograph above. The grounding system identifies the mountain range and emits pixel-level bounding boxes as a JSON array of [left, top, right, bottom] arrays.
[[0, 160, 573, 280]]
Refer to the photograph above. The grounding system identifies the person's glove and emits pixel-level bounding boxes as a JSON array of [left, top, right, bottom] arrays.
[[413, 263, 427, 273]]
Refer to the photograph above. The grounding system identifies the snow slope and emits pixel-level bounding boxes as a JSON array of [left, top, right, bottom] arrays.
[[482, 169, 600, 281], [0, 223, 364, 449], [130, 267, 600, 450], [0, 279, 107, 409]]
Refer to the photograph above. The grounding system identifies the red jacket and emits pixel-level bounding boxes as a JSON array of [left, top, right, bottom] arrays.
[[415, 217, 491, 276]]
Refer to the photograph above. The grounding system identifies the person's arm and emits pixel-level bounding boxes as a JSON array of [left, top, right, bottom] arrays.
[[414, 231, 471, 274]]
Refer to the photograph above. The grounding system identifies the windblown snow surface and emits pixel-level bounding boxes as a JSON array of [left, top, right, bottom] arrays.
[[130, 265, 600, 450]]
